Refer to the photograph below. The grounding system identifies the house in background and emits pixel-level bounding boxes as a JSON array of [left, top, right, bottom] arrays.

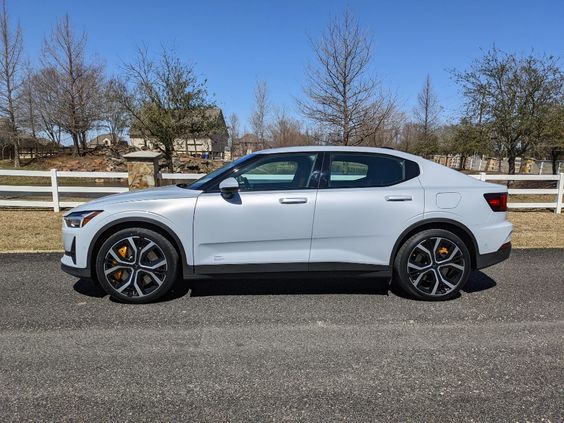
[[233, 133, 261, 158], [87, 133, 128, 148], [0, 118, 60, 160], [129, 107, 229, 159]]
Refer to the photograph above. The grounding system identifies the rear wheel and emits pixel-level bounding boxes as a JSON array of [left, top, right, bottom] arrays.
[[95, 228, 179, 303], [393, 229, 471, 300]]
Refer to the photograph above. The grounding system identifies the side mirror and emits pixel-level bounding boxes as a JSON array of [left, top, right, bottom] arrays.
[[219, 177, 239, 198]]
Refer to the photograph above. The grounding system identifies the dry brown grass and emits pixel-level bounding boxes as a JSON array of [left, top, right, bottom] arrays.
[[0, 210, 64, 252], [0, 209, 562, 253], [508, 211, 564, 248]]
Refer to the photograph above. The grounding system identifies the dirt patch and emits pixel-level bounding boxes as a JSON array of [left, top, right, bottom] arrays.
[[3, 145, 225, 174]]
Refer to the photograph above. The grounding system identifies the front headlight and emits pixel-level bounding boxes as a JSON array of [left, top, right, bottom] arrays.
[[64, 210, 103, 228]]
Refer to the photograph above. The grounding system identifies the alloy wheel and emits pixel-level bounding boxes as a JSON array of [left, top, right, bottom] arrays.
[[406, 237, 466, 297], [103, 236, 168, 298]]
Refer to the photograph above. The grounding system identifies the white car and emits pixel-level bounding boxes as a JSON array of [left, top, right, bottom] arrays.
[[61, 146, 512, 303]]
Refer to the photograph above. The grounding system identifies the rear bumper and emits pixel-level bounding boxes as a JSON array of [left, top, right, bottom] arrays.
[[475, 242, 511, 270]]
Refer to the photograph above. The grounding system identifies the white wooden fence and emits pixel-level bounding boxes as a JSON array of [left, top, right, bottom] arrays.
[[470, 172, 564, 214], [0, 168, 563, 214]]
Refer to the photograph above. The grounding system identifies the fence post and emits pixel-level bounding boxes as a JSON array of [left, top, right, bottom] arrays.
[[556, 173, 564, 214], [539, 161, 544, 175], [50, 168, 60, 212], [479, 172, 487, 181]]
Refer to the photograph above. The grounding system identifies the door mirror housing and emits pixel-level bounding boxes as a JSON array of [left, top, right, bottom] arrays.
[[219, 177, 239, 198]]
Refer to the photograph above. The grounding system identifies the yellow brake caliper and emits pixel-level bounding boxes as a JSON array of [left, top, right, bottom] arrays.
[[113, 245, 128, 281], [118, 245, 128, 259], [438, 246, 449, 256]]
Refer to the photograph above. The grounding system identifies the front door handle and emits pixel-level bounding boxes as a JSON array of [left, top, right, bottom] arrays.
[[385, 195, 413, 202], [279, 197, 308, 204]]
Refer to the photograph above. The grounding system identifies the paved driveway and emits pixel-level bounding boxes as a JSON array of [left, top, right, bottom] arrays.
[[0, 249, 562, 422]]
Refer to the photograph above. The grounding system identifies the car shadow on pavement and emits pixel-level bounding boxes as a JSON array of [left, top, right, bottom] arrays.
[[72, 278, 191, 303], [390, 270, 497, 300], [73, 279, 106, 298], [73, 271, 496, 302], [461, 271, 497, 293], [189, 276, 390, 297]]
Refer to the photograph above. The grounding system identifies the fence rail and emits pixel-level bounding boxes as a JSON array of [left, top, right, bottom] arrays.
[[470, 172, 563, 213], [0, 169, 131, 212], [0, 168, 562, 213]]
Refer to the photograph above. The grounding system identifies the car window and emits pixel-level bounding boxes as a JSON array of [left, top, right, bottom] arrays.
[[228, 153, 319, 192], [184, 154, 253, 190], [327, 153, 418, 188]]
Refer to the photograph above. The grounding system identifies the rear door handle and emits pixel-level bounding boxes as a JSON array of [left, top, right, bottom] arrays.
[[385, 195, 413, 202], [279, 197, 308, 204]]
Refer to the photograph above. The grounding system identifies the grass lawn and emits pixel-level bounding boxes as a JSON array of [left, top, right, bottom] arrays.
[[0, 209, 561, 253]]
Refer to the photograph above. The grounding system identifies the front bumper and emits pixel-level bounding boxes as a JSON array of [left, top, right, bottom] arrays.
[[61, 260, 92, 279], [475, 242, 512, 270]]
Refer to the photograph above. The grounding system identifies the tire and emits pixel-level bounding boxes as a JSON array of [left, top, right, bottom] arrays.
[[393, 229, 471, 301], [95, 228, 179, 304]]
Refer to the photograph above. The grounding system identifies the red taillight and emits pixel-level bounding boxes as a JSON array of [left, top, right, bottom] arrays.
[[484, 192, 508, 212]]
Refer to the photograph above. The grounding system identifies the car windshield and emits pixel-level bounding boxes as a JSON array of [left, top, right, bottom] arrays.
[[179, 154, 254, 190]]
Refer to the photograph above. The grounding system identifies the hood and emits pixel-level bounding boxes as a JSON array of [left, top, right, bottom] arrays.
[[69, 185, 201, 212]]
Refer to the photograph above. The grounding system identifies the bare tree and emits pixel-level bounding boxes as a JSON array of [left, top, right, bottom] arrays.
[[0, 0, 23, 166], [453, 47, 563, 174], [102, 78, 130, 143], [32, 67, 63, 144], [362, 104, 404, 148], [299, 9, 391, 145], [17, 65, 37, 138], [250, 80, 270, 148], [115, 47, 215, 171], [413, 75, 441, 156], [228, 112, 240, 156], [268, 110, 312, 147], [41, 14, 103, 155]]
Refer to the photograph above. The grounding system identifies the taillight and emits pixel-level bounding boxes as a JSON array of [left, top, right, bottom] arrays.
[[484, 192, 508, 212]]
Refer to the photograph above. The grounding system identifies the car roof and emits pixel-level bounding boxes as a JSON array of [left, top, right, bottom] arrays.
[[256, 145, 422, 161]]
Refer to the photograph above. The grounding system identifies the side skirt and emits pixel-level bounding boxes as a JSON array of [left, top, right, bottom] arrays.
[[190, 262, 391, 279]]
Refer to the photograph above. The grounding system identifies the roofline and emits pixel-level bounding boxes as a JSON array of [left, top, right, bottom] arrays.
[[254, 146, 424, 162]]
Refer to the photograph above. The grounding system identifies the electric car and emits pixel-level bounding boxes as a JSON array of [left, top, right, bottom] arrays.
[[61, 146, 512, 303]]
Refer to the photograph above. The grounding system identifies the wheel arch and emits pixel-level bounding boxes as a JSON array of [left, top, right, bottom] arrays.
[[88, 217, 192, 280], [389, 218, 479, 270]]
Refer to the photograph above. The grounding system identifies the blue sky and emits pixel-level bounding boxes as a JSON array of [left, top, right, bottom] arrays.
[[10, 0, 564, 134]]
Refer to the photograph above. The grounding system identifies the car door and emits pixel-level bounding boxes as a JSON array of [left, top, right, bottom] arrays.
[[309, 152, 424, 269], [193, 152, 322, 272]]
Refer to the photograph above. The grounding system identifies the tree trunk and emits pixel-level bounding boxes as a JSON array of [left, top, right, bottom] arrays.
[[165, 146, 174, 172], [79, 132, 87, 153], [71, 133, 80, 156], [507, 155, 516, 175], [459, 155, 467, 170], [551, 148, 558, 175], [13, 138, 20, 167]]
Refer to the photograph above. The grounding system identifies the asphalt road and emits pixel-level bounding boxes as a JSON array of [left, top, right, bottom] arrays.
[[0, 249, 562, 422]]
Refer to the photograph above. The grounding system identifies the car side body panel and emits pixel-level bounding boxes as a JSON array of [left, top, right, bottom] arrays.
[[193, 189, 317, 266], [417, 159, 512, 255], [309, 177, 425, 266]]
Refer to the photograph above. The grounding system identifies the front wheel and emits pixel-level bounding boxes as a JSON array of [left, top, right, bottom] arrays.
[[393, 229, 471, 301], [95, 228, 179, 303]]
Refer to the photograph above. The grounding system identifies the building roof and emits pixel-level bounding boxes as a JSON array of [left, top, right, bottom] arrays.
[[88, 133, 120, 145]]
